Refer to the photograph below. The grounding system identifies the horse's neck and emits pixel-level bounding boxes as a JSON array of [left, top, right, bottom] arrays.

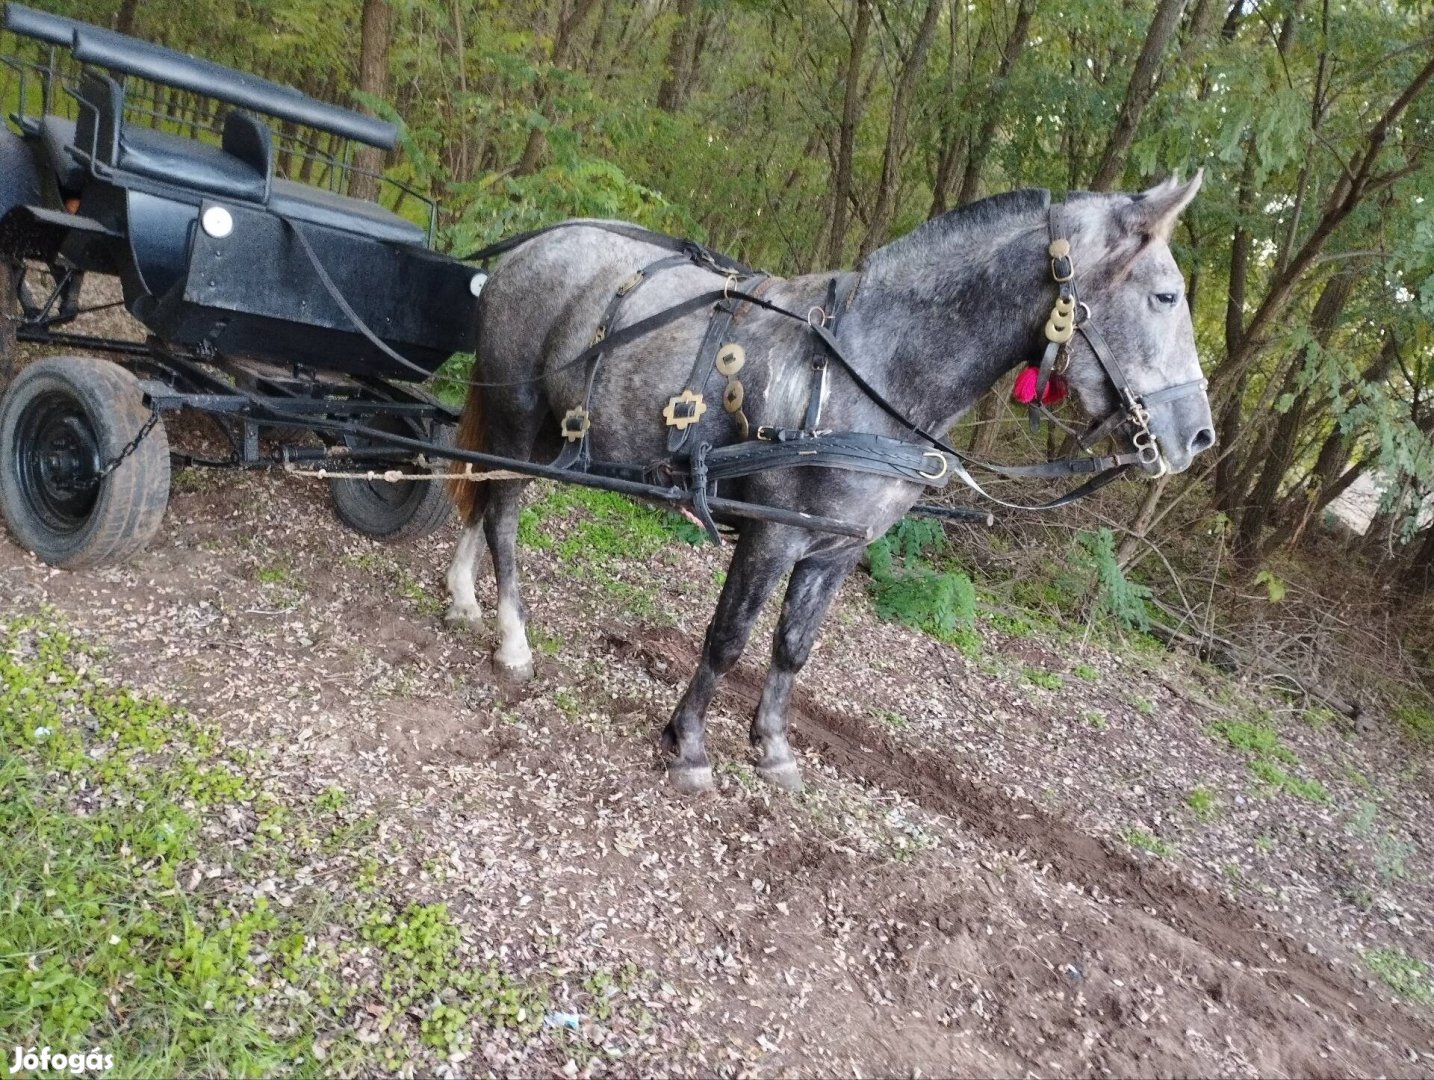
[[844, 222, 1051, 433]]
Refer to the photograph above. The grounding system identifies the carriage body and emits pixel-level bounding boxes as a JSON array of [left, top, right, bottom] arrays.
[[0, 3, 484, 567], [0, 3, 478, 381]]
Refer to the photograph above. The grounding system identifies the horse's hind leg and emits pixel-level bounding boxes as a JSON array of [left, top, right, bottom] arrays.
[[445, 499, 489, 628], [750, 546, 864, 792], [484, 478, 536, 681], [662, 524, 798, 792]]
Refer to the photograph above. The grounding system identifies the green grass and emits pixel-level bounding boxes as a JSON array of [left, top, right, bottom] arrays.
[[1394, 702, 1434, 744], [517, 484, 703, 560], [1364, 947, 1434, 1004], [1083, 710, 1109, 731], [1120, 827, 1175, 858], [1207, 715, 1328, 802], [0, 613, 555, 1075], [256, 563, 298, 588], [874, 708, 910, 730], [1207, 716, 1296, 761], [1131, 696, 1154, 716], [1247, 759, 1329, 802], [1023, 667, 1063, 690], [1073, 662, 1100, 681], [1186, 786, 1218, 821]]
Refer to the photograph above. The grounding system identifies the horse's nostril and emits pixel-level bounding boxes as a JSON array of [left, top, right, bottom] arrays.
[[1189, 427, 1216, 454]]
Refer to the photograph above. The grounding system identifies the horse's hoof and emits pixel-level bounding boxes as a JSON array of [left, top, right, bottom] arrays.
[[756, 759, 803, 792], [668, 764, 715, 794], [444, 604, 483, 629], [495, 659, 534, 683]]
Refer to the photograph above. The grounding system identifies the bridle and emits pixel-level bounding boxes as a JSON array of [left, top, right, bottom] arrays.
[[1024, 203, 1209, 483]]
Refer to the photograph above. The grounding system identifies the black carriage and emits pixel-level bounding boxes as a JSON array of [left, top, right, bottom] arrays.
[[0, 3, 483, 567]]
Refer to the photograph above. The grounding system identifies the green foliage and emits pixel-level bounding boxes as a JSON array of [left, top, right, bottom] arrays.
[[867, 520, 978, 653], [1075, 529, 1151, 631], [1073, 662, 1100, 681], [1253, 570, 1287, 603], [1363, 948, 1434, 1005]]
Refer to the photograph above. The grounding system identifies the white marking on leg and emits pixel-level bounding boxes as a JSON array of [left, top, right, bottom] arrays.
[[494, 593, 532, 674], [444, 524, 485, 624]]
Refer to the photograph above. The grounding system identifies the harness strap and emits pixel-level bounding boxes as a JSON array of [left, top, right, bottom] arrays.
[[553, 252, 690, 471], [801, 272, 861, 431], [457, 221, 753, 277], [705, 430, 952, 487], [667, 272, 768, 455]]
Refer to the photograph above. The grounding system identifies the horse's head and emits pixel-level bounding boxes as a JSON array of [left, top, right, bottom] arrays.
[[1061, 173, 1214, 476]]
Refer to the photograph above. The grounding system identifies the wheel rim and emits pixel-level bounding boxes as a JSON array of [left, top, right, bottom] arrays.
[[12, 389, 102, 535]]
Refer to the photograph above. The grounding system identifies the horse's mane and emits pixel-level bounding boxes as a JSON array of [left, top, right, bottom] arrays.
[[862, 188, 1052, 272]]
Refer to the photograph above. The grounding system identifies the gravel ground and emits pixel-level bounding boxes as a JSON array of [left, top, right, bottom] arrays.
[[3, 288, 1434, 1075]]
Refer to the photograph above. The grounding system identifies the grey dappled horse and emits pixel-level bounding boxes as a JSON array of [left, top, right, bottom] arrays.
[[445, 176, 1215, 793]]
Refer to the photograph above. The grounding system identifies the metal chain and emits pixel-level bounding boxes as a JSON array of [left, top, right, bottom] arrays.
[[97, 405, 161, 479]]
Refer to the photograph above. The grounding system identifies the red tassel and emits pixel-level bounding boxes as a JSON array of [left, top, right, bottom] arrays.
[[1012, 365, 1069, 407], [1012, 366, 1040, 404], [1043, 374, 1068, 406]]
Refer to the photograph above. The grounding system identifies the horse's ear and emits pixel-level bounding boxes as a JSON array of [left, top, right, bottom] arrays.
[[1121, 169, 1203, 243]]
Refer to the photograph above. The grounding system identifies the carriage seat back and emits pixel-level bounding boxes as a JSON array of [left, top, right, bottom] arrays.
[[70, 71, 272, 203]]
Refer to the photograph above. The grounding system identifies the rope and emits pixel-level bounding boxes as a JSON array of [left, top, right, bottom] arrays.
[[282, 461, 531, 484]]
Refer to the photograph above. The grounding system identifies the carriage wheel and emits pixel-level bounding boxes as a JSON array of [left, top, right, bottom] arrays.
[[328, 417, 453, 541], [0, 356, 171, 568]]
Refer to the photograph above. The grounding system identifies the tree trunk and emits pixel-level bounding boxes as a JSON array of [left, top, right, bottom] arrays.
[[515, 0, 604, 177], [656, 0, 699, 112], [858, 0, 945, 260], [350, 0, 394, 201], [953, 0, 1034, 207], [826, 0, 872, 266], [1213, 144, 1255, 512], [1232, 271, 1354, 564], [114, 0, 141, 35], [1089, 0, 1189, 191]]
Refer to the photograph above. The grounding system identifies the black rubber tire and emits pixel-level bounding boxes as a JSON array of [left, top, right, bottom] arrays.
[[0, 355, 170, 568], [328, 420, 454, 541]]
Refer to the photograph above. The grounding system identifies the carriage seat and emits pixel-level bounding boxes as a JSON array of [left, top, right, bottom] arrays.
[[72, 71, 271, 203], [268, 178, 426, 246]]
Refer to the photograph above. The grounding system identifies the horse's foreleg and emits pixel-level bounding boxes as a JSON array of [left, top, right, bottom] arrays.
[[444, 516, 488, 628], [484, 479, 534, 681], [750, 547, 864, 792], [663, 526, 796, 793]]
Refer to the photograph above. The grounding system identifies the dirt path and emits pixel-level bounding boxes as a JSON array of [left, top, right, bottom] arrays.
[[3, 400, 1434, 1073]]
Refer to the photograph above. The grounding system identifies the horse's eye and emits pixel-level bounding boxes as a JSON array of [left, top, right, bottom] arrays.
[[1155, 292, 1180, 307]]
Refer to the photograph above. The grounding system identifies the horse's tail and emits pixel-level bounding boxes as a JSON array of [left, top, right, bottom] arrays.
[[447, 375, 487, 522]]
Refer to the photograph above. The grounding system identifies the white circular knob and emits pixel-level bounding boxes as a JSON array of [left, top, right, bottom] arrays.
[[201, 206, 234, 239], [469, 272, 488, 298]]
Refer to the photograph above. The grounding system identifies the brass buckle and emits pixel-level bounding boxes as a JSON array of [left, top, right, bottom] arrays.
[[560, 407, 591, 443], [662, 390, 707, 431], [616, 271, 644, 297]]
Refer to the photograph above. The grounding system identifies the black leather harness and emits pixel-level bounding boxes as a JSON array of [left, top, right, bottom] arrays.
[[441, 206, 1210, 537]]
